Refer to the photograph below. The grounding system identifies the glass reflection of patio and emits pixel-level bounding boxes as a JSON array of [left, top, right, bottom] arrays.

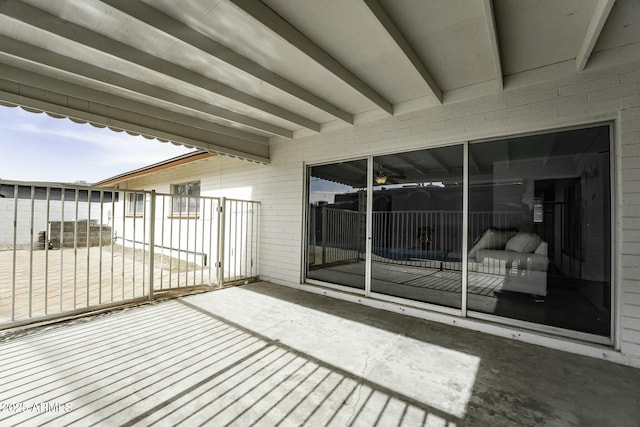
[[309, 260, 609, 336], [310, 261, 490, 308]]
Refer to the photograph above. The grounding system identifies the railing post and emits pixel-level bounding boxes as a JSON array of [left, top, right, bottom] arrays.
[[29, 186, 35, 318], [321, 205, 327, 265], [440, 210, 444, 252], [218, 197, 226, 286], [148, 190, 156, 300], [11, 185, 18, 321]]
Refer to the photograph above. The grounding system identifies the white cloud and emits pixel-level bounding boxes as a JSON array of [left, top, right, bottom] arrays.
[[0, 106, 195, 183]]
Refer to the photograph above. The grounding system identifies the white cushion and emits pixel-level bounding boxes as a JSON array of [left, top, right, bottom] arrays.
[[475, 249, 549, 271], [505, 232, 542, 253], [468, 229, 516, 259], [535, 241, 548, 256]]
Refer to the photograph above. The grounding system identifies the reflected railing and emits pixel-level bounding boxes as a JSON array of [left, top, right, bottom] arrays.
[[308, 207, 361, 268], [312, 208, 525, 273]]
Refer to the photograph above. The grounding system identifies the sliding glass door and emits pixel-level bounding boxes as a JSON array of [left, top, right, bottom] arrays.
[[466, 125, 611, 337], [371, 146, 463, 308], [305, 124, 612, 339], [307, 160, 367, 290]]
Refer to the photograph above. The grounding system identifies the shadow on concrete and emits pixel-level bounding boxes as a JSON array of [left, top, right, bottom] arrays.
[[0, 281, 638, 426], [240, 282, 640, 426], [0, 290, 460, 426]]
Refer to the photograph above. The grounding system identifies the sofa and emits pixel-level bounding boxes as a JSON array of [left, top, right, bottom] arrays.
[[468, 229, 549, 297]]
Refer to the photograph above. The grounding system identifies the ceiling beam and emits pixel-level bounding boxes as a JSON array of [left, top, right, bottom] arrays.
[[481, 0, 503, 90], [99, 0, 354, 125], [0, 36, 293, 138], [0, 0, 319, 132], [542, 134, 558, 167], [398, 156, 429, 177], [228, 0, 394, 115], [396, 151, 451, 176], [316, 163, 366, 188], [380, 164, 407, 179], [398, 154, 453, 179], [576, 0, 616, 72], [582, 125, 607, 154], [505, 140, 511, 170], [468, 152, 481, 173], [341, 161, 368, 177], [425, 151, 450, 174], [362, 0, 442, 104]]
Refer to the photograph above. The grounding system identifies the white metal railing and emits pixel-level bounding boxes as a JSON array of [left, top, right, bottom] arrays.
[[0, 180, 260, 328], [371, 210, 463, 270], [312, 207, 525, 270], [318, 207, 361, 265]]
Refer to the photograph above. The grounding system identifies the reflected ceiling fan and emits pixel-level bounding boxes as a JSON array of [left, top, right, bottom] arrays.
[[374, 164, 405, 185], [374, 165, 388, 184]]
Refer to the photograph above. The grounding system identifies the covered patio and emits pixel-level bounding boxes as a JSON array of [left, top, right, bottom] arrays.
[[1, 3, 640, 423], [1, 282, 638, 426]]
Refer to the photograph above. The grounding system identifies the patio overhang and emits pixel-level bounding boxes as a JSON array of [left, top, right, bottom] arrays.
[[0, 0, 638, 163]]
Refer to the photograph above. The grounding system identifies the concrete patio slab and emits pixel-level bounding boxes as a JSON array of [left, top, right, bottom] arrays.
[[0, 281, 638, 426], [0, 247, 213, 325]]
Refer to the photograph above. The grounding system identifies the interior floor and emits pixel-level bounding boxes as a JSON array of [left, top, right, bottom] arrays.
[[308, 261, 610, 337]]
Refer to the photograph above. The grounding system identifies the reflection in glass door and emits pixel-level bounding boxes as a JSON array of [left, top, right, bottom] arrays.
[[371, 146, 463, 308], [306, 160, 367, 290], [466, 125, 611, 337], [305, 124, 612, 340]]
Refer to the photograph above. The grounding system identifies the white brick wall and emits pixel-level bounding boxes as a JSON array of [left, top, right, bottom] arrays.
[[258, 62, 640, 365], [118, 62, 640, 365], [620, 99, 640, 362]]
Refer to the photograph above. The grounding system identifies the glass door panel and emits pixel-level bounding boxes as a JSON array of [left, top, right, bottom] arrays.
[[306, 160, 367, 290], [371, 146, 464, 308], [467, 125, 611, 337]]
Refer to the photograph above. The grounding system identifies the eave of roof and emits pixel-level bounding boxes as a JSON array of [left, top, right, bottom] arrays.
[[95, 151, 215, 187]]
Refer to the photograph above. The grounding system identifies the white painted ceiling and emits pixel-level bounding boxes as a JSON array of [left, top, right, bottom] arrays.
[[0, 0, 637, 163]]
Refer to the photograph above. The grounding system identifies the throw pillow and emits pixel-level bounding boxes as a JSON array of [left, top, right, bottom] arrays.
[[535, 241, 548, 256], [468, 229, 517, 259], [505, 232, 542, 253]]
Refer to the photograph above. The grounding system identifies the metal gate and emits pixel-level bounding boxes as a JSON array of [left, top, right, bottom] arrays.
[[0, 180, 260, 328]]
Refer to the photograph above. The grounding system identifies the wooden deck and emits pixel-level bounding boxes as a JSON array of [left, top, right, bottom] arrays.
[[0, 246, 215, 325]]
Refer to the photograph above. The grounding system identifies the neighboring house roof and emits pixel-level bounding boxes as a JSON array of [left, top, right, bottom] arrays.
[[95, 151, 215, 187]]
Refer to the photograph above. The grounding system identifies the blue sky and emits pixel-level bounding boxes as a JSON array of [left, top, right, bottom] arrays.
[[0, 105, 195, 183]]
